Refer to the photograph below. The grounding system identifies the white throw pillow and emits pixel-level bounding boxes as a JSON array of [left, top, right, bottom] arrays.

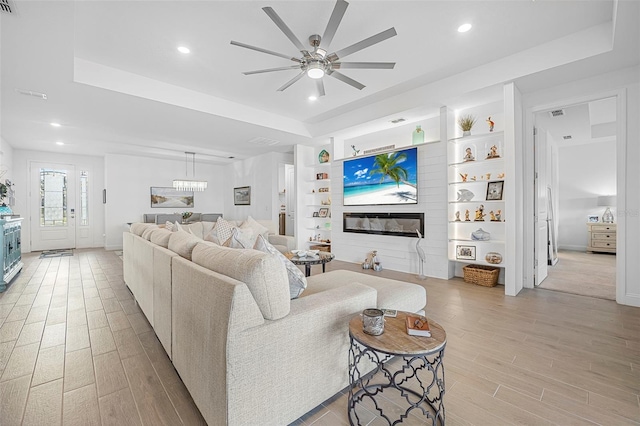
[[204, 224, 221, 245], [253, 234, 307, 299], [223, 227, 254, 249], [241, 216, 270, 238]]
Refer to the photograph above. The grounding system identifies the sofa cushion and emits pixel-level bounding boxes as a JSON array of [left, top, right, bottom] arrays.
[[223, 227, 254, 249], [168, 230, 201, 260], [130, 222, 157, 236], [202, 221, 215, 236], [149, 228, 172, 248], [254, 234, 307, 299], [141, 226, 156, 240], [191, 242, 290, 320], [304, 270, 426, 313]]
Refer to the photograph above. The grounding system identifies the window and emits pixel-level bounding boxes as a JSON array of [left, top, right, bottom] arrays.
[[80, 171, 88, 226], [40, 169, 67, 226]]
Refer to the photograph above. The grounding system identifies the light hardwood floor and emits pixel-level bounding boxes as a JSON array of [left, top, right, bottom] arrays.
[[0, 249, 638, 425], [538, 250, 616, 300]]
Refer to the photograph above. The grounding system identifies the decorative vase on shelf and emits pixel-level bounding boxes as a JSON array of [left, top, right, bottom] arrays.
[[462, 130, 471, 137], [0, 205, 13, 216], [412, 125, 424, 145]]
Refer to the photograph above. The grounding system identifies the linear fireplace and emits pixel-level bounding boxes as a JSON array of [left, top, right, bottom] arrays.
[[343, 212, 424, 238]]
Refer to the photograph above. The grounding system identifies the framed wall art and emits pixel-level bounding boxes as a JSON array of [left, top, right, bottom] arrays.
[[234, 186, 251, 205], [150, 187, 194, 208], [486, 180, 504, 201]]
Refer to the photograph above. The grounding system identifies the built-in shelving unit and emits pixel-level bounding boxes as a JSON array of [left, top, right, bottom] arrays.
[[305, 160, 332, 251], [447, 131, 506, 268]]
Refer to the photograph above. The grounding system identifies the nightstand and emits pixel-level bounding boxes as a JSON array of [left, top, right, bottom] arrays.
[[587, 223, 616, 254]]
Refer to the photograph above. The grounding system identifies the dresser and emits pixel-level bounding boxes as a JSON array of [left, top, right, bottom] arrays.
[[587, 223, 616, 254], [0, 218, 23, 291]]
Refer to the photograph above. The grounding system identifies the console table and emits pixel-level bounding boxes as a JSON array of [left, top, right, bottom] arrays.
[[0, 218, 23, 292], [348, 311, 447, 425]]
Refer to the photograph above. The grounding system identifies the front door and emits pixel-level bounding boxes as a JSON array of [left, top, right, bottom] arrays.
[[30, 162, 76, 251]]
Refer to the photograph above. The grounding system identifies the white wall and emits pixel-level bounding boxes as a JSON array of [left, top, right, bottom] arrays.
[[223, 152, 293, 223], [325, 116, 451, 278], [104, 154, 225, 250], [0, 137, 14, 184], [13, 150, 105, 253], [557, 139, 616, 250]]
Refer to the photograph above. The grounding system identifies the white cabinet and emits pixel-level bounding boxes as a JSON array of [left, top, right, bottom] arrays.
[[447, 132, 506, 268]]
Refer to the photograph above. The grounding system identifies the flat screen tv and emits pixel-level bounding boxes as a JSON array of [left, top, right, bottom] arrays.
[[343, 147, 418, 206]]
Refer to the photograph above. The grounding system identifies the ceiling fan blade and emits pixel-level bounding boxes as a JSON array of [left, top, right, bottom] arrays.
[[321, 0, 349, 49], [263, 7, 307, 52], [330, 27, 397, 60], [277, 71, 306, 92], [243, 65, 302, 75], [327, 70, 365, 90], [231, 41, 301, 63], [333, 62, 395, 69], [316, 79, 326, 97]]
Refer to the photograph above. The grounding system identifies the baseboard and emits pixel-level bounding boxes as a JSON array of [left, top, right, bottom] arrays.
[[618, 292, 640, 307], [105, 245, 123, 251], [558, 245, 587, 251]]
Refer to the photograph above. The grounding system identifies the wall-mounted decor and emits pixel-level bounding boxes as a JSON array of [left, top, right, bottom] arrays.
[[486, 180, 504, 201], [456, 245, 476, 261], [343, 147, 418, 206], [234, 186, 251, 205], [150, 187, 194, 208], [318, 149, 330, 163]]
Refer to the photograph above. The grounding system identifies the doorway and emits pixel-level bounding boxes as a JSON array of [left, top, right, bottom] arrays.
[[533, 97, 617, 300], [30, 162, 94, 251]]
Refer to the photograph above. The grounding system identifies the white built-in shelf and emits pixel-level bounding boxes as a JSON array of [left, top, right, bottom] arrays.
[[448, 131, 504, 144], [449, 238, 506, 244], [306, 241, 331, 246], [448, 158, 504, 167], [308, 179, 331, 183], [448, 200, 504, 204]]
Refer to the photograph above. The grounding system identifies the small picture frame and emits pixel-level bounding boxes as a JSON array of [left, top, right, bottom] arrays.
[[486, 180, 504, 201], [456, 245, 476, 261], [233, 186, 251, 205], [587, 215, 599, 223], [318, 208, 329, 218], [313, 212, 320, 217]]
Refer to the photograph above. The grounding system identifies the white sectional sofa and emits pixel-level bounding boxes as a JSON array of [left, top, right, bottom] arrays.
[[123, 223, 426, 426]]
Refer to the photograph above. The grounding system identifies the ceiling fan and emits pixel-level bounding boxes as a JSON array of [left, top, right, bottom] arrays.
[[230, 0, 396, 97]]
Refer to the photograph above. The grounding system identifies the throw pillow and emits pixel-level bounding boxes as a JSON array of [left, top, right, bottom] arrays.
[[241, 216, 270, 238], [223, 227, 254, 249], [215, 217, 235, 243], [253, 234, 307, 299]]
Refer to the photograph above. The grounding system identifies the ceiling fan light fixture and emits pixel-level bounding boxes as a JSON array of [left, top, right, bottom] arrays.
[[307, 62, 325, 79]]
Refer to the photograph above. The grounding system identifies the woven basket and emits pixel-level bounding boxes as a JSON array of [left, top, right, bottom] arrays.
[[463, 264, 499, 287]]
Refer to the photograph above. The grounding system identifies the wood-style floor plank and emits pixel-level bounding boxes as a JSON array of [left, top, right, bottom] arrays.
[[98, 387, 142, 426], [64, 348, 95, 392], [62, 383, 101, 426], [32, 344, 65, 387], [22, 378, 63, 426], [0, 374, 31, 426]]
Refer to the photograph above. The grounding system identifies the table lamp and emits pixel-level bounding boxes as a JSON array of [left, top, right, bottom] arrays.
[[597, 195, 616, 223]]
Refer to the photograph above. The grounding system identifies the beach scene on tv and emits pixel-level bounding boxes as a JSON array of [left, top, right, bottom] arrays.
[[343, 147, 418, 206]]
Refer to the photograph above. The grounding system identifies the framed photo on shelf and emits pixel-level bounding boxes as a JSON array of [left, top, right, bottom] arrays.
[[318, 208, 329, 218], [456, 245, 476, 261], [486, 180, 504, 201], [313, 212, 319, 217], [233, 186, 251, 205], [587, 215, 599, 223]]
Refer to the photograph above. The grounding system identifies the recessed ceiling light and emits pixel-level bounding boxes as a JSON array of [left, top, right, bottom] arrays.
[[457, 23, 472, 33], [56, 141, 64, 146], [308, 95, 318, 101], [50, 122, 61, 127], [177, 46, 191, 54]]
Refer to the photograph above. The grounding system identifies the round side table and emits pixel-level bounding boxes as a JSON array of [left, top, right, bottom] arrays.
[[348, 311, 447, 425]]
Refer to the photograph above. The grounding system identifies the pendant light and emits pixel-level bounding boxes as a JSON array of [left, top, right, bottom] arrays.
[[173, 152, 208, 192]]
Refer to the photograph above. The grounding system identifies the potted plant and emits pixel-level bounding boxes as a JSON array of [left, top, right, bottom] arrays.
[[458, 114, 476, 136]]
